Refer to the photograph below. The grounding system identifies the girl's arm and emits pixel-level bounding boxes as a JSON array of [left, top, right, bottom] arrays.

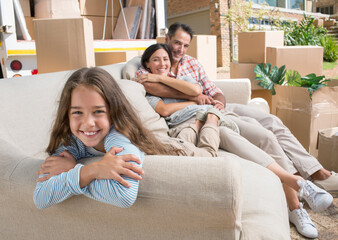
[[80, 133, 144, 208], [138, 73, 202, 96], [155, 99, 196, 117], [34, 131, 144, 209]]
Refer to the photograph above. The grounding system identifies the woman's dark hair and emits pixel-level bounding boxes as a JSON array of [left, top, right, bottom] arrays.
[[167, 22, 194, 41], [141, 43, 173, 71]]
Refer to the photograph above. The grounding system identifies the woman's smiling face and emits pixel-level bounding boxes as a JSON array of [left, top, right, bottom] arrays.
[[146, 48, 171, 76]]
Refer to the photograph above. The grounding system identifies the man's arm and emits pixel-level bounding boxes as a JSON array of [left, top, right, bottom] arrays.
[[143, 82, 214, 103]]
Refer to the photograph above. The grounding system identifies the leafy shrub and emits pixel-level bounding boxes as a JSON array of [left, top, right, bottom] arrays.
[[320, 35, 338, 62], [280, 14, 338, 62], [281, 14, 327, 46]]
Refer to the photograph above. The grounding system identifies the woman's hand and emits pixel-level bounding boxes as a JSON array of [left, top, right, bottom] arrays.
[[212, 100, 225, 111], [189, 94, 214, 105], [137, 73, 162, 84], [37, 151, 76, 182], [84, 147, 144, 188]]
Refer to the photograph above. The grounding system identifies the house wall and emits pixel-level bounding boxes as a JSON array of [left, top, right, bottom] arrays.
[[316, 0, 338, 14], [167, 9, 211, 35], [167, 0, 209, 16]]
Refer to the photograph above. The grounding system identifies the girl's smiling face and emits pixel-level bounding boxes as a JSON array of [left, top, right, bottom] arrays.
[[145, 48, 171, 76], [69, 85, 110, 152]]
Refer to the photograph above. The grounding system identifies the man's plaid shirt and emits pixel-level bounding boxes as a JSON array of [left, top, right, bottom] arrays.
[[136, 55, 223, 97]]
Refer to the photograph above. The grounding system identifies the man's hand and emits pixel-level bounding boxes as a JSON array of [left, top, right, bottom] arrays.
[[37, 151, 76, 182], [189, 94, 214, 105], [212, 99, 225, 111], [137, 73, 162, 84]]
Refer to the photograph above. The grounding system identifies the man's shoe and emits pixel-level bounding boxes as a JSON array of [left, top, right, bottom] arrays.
[[289, 203, 318, 239], [298, 180, 333, 212], [314, 171, 338, 193]]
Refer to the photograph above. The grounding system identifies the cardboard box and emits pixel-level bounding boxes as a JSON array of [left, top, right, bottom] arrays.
[[273, 82, 338, 156], [187, 35, 217, 80], [25, 17, 34, 40], [34, 18, 95, 73], [238, 31, 284, 63], [230, 62, 261, 90], [84, 16, 117, 39], [156, 36, 165, 43], [35, 0, 81, 18], [318, 127, 338, 172], [324, 19, 336, 28], [252, 89, 273, 112], [19, 0, 31, 17], [79, 0, 120, 17], [95, 51, 141, 66], [313, 19, 324, 27], [266, 46, 323, 76]]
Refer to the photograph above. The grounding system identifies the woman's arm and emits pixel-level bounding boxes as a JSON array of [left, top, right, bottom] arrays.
[[155, 99, 196, 117], [138, 73, 201, 96]]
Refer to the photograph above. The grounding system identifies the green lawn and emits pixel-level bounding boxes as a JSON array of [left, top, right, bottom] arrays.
[[323, 61, 338, 70]]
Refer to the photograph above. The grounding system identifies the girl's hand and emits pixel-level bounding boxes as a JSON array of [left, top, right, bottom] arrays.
[[37, 151, 76, 182], [92, 147, 144, 188], [137, 73, 161, 84]]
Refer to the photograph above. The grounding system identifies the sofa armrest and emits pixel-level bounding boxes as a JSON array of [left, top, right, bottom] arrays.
[[1, 150, 243, 239], [212, 78, 251, 105]]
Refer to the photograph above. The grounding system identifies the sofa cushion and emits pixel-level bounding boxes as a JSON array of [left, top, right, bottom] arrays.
[[100, 63, 125, 81], [116, 79, 169, 136], [122, 56, 142, 81]]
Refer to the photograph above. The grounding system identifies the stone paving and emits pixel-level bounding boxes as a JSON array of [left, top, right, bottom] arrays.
[[290, 193, 338, 240]]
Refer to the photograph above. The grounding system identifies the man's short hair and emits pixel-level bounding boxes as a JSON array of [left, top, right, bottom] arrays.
[[167, 22, 194, 40]]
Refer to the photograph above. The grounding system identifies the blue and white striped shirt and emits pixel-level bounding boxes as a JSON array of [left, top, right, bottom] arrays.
[[33, 126, 144, 209]]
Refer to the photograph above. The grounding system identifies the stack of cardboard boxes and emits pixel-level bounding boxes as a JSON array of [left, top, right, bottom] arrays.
[[230, 31, 284, 111], [79, 0, 120, 40], [230, 30, 338, 157], [23, 0, 145, 72]]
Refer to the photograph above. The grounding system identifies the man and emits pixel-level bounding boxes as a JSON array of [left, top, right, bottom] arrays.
[[136, 22, 338, 191]]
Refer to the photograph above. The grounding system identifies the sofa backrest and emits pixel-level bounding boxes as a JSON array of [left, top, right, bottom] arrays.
[[0, 64, 168, 159]]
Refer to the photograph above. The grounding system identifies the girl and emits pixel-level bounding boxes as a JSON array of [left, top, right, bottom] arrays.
[[137, 43, 333, 239], [34, 67, 173, 209]]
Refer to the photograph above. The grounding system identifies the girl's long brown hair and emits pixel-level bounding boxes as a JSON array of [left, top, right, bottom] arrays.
[[47, 67, 175, 156]]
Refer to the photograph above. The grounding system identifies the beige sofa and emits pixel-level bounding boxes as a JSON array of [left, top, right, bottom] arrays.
[[0, 62, 290, 240]]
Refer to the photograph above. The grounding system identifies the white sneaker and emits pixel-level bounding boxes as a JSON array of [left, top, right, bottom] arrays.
[[298, 180, 333, 212], [289, 203, 318, 239], [314, 171, 338, 193]]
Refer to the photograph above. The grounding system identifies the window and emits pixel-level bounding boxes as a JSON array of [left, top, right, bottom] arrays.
[[317, 5, 334, 15], [247, 0, 305, 10]]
